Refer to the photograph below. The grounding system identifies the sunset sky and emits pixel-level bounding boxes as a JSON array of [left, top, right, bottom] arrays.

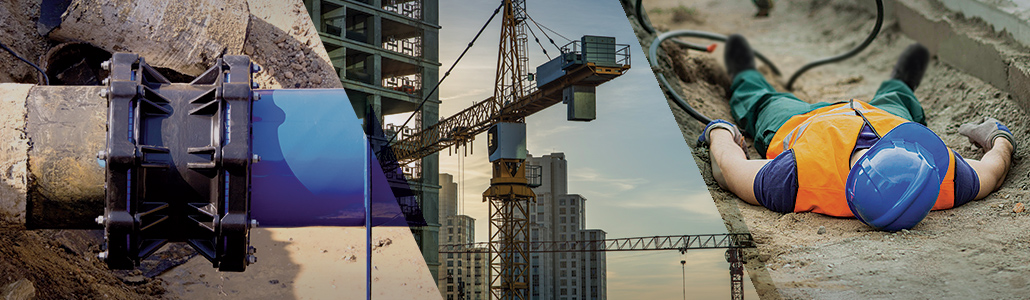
[[415, 0, 759, 298]]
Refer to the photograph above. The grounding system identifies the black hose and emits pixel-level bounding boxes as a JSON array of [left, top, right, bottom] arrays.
[[636, 0, 654, 35], [642, 0, 884, 125], [648, 30, 784, 126], [0, 40, 49, 85], [650, 30, 783, 76], [785, 0, 883, 90]]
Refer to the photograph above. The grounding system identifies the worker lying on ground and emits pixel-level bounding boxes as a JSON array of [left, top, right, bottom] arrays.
[[698, 35, 1016, 231]]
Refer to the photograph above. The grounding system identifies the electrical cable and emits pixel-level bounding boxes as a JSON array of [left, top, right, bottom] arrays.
[[641, 0, 884, 125], [0, 40, 50, 85], [379, 1, 504, 155], [785, 0, 884, 90]]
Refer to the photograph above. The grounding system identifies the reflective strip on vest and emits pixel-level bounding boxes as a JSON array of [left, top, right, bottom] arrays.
[[767, 101, 957, 217]]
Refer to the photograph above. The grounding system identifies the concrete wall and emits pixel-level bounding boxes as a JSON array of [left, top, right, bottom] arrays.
[[891, 0, 1030, 111]]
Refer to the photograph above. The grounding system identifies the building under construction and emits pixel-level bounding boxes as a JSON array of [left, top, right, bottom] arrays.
[[303, 0, 443, 279]]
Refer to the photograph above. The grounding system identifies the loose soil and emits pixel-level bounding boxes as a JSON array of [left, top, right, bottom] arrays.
[[640, 0, 1030, 298], [0, 1, 436, 299]]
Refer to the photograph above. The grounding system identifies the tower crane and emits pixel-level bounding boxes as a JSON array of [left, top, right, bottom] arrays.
[[379, 0, 629, 299], [440, 234, 756, 300]]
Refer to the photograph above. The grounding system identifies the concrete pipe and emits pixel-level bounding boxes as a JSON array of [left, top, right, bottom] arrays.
[[0, 83, 106, 229]]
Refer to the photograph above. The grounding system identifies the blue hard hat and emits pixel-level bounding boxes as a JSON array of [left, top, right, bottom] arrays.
[[845, 122, 950, 231]]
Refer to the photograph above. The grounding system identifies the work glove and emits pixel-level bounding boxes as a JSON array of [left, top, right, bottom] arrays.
[[698, 119, 749, 155], [958, 117, 1016, 151]]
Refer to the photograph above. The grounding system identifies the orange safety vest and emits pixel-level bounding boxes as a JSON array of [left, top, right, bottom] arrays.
[[766, 101, 956, 217]]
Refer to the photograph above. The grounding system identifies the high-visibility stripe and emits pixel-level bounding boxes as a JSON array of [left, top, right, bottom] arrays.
[[768, 100, 957, 217]]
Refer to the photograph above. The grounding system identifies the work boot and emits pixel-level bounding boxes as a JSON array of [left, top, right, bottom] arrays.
[[890, 43, 930, 91], [724, 34, 756, 79]]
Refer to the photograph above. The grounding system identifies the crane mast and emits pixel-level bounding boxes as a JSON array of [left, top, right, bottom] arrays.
[[383, 0, 630, 298], [487, 1, 533, 299]]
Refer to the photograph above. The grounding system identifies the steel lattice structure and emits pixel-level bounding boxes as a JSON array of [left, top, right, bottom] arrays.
[[384, 1, 630, 298], [438, 233, 755, 253]]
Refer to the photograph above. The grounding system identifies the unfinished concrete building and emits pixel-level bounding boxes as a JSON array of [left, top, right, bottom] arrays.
[[303, 0, 442, 279]]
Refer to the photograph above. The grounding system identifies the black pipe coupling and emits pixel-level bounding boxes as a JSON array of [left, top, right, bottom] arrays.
[[98, 53, 258, 272]]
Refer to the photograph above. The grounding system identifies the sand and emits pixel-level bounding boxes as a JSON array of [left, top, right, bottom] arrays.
[[0, 1, 438, 298], [639, 0, 1030, 298]]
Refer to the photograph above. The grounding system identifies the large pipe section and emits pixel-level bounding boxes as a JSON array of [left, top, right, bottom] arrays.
[[0, 54, 409, 272], [0, 84, 409, 229]]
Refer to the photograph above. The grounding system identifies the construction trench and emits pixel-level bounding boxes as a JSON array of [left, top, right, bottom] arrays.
[[628, 0, 1030, 298], [0, 0, 440, 299]]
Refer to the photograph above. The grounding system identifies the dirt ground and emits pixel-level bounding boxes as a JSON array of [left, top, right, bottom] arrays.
[[0, 1, 439, 299], [640, 0, 1030, 298], [0, 1, 162, 298]]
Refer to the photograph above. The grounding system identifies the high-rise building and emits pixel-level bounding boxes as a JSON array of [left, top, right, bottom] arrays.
[[303, 0, 443, 280], [438, 173, 490, 300], [526, 153, 607, 300], [440, 173, 458, 220]]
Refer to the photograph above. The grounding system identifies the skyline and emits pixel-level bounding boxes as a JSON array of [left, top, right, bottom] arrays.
[[396, 0, 761, 298]]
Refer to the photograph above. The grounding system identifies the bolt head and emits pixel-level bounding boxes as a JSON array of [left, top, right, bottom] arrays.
[[100, 60, 111, 71], [252, 154, 261, 163], [97, 150, 107, 160], [95, 215, 106, 225], [251, 63, 261, 73], [246, 255, 257, 264], [99, 88, 109, 98], [97, 251, 108, 260], [250, 219, 259, 228], [251, 81, 260, 89], [253, 91, 261, 101], [248, 246, 257, 254], [101, 78, 110, 85]]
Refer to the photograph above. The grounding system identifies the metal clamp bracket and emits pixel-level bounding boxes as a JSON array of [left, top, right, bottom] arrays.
[[101, 53, 255, 271]]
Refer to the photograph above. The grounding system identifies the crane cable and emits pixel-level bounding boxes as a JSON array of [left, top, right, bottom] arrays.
[[522, 8, 568, 54], [523, 17, 552, 60], [378, 1, 505, 156], [639, 0, 884, 124], [528, 13, 572, 43]]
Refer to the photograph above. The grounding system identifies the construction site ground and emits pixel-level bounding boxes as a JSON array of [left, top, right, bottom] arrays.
[[0, 1, 438, 299], [641, 0, 1030, 298]]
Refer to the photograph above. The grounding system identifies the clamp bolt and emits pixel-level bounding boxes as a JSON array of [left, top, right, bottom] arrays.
[[251, 64, 261, 73], [95, 215, 106, 225], [250, 219, 259, 228], [97, 251, 108, 261], [248, 246, 257, 254], [100, 60, 111, 71], [253, 91, 261, 101], [99, 88, 109, 98], [246, 254, 257, 265], [252, 81, 260, 89], [97, 151, 107, 160], [252, 154, 261, 163], [101, 78, 110, 85]]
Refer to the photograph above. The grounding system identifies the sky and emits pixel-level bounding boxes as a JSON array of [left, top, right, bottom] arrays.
[[402, 0, 759, 299]]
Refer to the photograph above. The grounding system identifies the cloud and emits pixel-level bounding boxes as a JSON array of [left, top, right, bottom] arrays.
[[570, 167, 647, 192], [530, 124, 576, 139], [439, 87, 491, 103], [607, 190, 718, 217]]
